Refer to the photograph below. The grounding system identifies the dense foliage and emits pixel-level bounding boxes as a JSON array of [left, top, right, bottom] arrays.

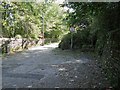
[[59, 2, 120, 87], [59, 2, 119, 50], [0, 1, 67, 42]]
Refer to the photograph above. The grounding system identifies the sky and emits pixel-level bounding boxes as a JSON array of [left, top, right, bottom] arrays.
[[0, 0, 65, 3], [54, 0, 65, 4], [1, 0, 119, 2], [35, 0, 65, 4]]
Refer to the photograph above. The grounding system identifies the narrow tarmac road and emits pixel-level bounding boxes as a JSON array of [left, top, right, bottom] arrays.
[[2, 43, 110, 88]]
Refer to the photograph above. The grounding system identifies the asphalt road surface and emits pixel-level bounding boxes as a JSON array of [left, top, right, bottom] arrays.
[[2, 43, 110, 88]]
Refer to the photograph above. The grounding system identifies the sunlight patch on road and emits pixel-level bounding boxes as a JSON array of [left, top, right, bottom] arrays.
[[43, 43, 58, 48], [58, 68, 66, 71], [75, 60, 84, 63], [63, 59, 86, 64], [28, 43, 58, 51], [29, 47, 48, 51], [51, 64, 58, 67], [27, 85, 32, 88]]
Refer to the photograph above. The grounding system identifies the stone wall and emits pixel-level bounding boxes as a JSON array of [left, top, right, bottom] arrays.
[[101, 30, 120, 87], [0, 38, 43, 54]]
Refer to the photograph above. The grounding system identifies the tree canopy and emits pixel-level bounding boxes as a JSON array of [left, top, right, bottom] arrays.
[[0, 1, 67, 41]]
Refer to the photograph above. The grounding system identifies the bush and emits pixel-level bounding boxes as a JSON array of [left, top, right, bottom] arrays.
[[59, 33, 71, 50], [59, 28, 92, 50]]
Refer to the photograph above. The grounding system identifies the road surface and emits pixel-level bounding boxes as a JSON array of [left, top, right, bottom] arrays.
[[2, 43, 110, 88]]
